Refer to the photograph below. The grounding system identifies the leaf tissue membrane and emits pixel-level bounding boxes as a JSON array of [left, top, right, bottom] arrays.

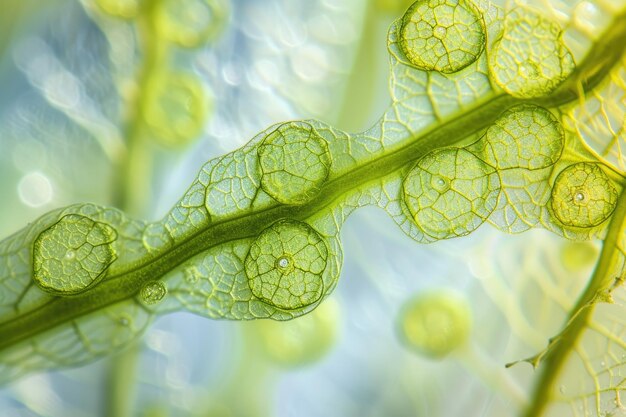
[[1, 0, 626, 416]]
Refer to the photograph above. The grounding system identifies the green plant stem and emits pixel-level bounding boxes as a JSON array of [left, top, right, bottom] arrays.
[[104, 342, 142, 417], [1, 0, 626, 375], [523, 186, 626, 417], [334, 0, 382, 133], [112, 0, 169, 216], [106, 2, 171, 416], [2, 34, 626, 351]]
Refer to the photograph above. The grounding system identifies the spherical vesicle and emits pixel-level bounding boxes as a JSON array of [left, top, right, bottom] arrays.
[[140, 281, 168, 305], [489, 8, 574, 98], [33, 214, 117, 295], [402, 148, 500, 239], [481, 105, 564, 170], [551, 163, 618, 228], [258, 122, 332, 205], [244, 219, 328, 310], [398, 0, 485, 73]]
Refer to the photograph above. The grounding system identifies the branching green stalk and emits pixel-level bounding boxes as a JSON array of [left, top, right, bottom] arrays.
[[523, 186, 626, 417], [461, 344, 529, 409]]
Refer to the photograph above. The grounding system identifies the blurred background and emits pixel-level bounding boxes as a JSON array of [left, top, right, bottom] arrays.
[[0, 1, 601, 416]]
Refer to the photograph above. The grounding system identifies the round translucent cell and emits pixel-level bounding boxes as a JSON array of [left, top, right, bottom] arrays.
[[244, 219, 328, 310], [489, 8, 574, 98], [258, 122, 332, 205], [402, 148, 500, 239], [481, 104, 564, 170], [140, 281, 167, 305], [33, 214, 117, 295], [398, 0, 485, 73], [551, 163, 618, 228]]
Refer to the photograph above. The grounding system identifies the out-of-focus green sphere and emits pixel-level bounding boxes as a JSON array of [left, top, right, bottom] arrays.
[[142, 71, 210, 148], [253, 299, 340, 367], [560, 241, 598, 271], [398, 290, 472, 359]]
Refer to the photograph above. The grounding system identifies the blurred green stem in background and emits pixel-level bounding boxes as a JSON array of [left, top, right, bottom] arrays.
[[101, 1, 168, 415], [111, 0, 167, 215], [106, 342, 142, 417]]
